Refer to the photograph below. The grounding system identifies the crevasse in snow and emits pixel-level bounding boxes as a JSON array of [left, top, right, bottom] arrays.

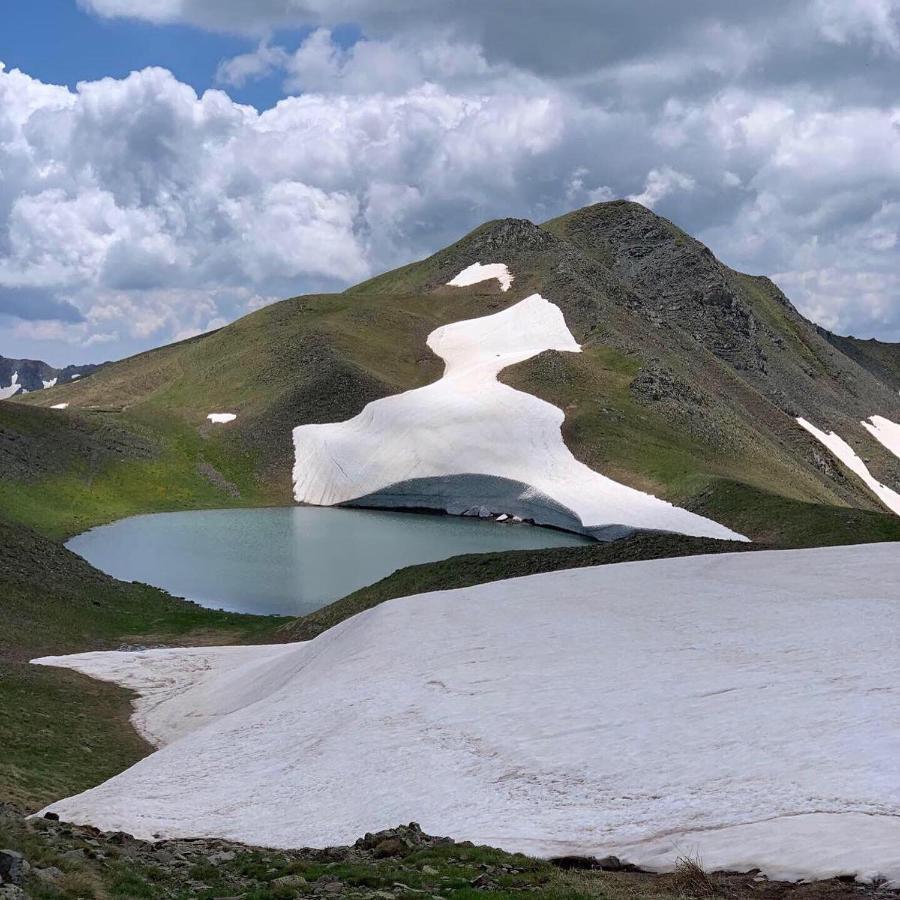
[[797, 417, 900, 516], [32, 542, 900, 882], [292, 280, 745, 542]]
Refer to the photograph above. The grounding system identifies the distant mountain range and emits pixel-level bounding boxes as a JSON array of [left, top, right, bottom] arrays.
[[0, 355, 104, 399]]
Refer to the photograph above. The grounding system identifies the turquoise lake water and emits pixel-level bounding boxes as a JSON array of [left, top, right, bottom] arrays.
[[67, 506, 591, 616]]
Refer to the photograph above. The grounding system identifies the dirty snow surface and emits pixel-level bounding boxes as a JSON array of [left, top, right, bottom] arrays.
[[447, 261, 513, 291], [207, 413, 236, 424], [34, 543, 900, 882], [798, 417, 900, 515], [293, 288, 744, 541]]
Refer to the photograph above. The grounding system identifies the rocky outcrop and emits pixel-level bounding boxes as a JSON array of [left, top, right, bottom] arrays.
[[0, 355, 103, 396]]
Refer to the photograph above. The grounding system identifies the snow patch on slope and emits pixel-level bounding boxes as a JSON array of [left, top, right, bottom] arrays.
[[33, 543, 900, 882], [42, 377, 57, 389], [207, 413, 236, 424], [0, 371, 22, 401], [447, 262, 513, 292], [863, 415, 900, 464], [797, 417, 900, 516], [51, 403, 69, 410], [292, 290, 744, 541]]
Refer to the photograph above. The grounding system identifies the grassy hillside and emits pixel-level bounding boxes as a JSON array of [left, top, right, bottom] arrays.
[[0, 518, 281, 808]]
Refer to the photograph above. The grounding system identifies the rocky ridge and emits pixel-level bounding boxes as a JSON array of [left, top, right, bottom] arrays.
[[0, 356, 104, 397], [2, 806, 898, 900]]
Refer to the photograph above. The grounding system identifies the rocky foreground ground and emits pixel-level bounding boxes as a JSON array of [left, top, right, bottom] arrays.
[[1, 804, 897, 900]]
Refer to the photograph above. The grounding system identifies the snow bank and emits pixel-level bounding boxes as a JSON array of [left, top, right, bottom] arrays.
[[50, 403, 69, 410], [446, 262, 513, 292], [797, 417, 900, 515], [293, 291, 744, 541], [0, 371, 21, 401], [207, 413, 236, 424], [863, 415, 900, 464], [42, 377, 57, 389], [34, 542, 900, 882]]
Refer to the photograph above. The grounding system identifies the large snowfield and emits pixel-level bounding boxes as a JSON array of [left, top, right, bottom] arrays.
[[35, 543, 900, 882], [292, 279, 745, 541]]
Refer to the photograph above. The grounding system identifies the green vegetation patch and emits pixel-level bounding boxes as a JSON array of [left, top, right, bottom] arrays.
[[0, 519, 281, 808]]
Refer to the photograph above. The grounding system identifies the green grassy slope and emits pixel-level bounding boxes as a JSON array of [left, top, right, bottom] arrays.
[[0, 401, 270, 539], [0, 519, 280, 807]]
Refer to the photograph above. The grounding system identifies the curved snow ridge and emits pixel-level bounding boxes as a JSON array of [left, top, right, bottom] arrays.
[[863, 415, 900, 464], [207, 413, 237, 424], [446, 262, 513, 292], [345, 473, 636, 540], [797, 417, 900, 516], [293, 291, 745, 542], [32, 542, 900, 882]]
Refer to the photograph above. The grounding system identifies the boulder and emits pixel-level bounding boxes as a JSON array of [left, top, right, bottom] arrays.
[[0, 850, 28, 886]]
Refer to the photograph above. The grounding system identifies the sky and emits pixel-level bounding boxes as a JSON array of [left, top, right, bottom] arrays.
[[0, 1, 899, 365]]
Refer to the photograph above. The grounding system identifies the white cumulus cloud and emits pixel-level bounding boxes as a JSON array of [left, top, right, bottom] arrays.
[[4, 1, 900, 361]]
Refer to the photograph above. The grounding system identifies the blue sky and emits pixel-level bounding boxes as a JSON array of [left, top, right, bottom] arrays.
[[0, 1, 356, 111], [1, 0, 899, 366]]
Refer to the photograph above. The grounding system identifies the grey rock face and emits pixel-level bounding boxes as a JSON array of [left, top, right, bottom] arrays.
[[0, 849, 28, 885], [0, 355, 104, 394]]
